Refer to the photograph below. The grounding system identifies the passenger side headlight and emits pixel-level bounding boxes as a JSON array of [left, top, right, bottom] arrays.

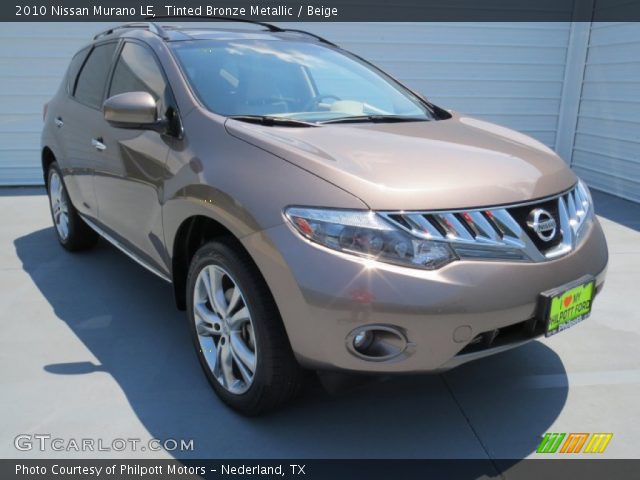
[[284, 207, 457, 270]]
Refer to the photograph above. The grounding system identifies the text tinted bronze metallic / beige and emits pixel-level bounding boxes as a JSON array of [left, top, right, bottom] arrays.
[[41, 22, 608, 414]]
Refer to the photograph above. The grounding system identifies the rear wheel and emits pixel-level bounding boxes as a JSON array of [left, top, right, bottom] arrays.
[[186, 239, 303, 415], [46, 162, 98, 251]]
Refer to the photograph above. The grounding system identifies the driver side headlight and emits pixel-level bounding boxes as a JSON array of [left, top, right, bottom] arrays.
[[284, 207, 457, 270]]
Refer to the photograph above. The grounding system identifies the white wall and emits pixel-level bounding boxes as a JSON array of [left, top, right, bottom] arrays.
[[572, 22, 640, 203], [0, 23, 117, 184]]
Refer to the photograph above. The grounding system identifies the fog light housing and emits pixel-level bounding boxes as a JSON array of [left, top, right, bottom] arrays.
[[346, 325, 409, 361]]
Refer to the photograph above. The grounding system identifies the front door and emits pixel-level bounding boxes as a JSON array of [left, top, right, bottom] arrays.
[[93, 41, 174, 273]]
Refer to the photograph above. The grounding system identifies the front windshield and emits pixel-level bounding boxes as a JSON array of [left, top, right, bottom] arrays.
[[170, 39, 434, 123]]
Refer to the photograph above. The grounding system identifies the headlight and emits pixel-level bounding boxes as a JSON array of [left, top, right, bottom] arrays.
[[284, 207, 457, 270]]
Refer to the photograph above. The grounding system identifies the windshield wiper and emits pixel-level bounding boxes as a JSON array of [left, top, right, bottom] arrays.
[[227, 115, 317, 127], [320, 115, 430, 125]]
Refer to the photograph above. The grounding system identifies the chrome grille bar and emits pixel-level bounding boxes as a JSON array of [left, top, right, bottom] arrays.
[[434, 213, 474, 241], [467, 211, 501, 243], [393, 214, 444, 240], [380, 183, 592, 262]]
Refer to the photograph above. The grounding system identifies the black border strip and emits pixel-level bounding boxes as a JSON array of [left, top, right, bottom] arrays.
[[4, 459, 640, 480], [5, 0, 640, 22]]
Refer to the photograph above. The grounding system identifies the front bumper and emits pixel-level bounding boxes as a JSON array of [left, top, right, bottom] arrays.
[[242, 217, 608, 373]]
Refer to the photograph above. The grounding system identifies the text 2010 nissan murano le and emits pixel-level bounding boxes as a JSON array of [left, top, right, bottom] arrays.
[[41, 21, 608, 414]]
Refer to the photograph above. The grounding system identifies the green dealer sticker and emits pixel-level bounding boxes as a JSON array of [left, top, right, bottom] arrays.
[[545, 280, 594, 337]]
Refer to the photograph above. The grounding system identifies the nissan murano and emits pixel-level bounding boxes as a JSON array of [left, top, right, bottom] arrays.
[[41, 21, 608, 414]]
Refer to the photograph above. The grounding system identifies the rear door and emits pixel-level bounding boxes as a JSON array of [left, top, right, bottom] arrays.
[[93, 40, 173, 272], [55, 42, 118, 219]]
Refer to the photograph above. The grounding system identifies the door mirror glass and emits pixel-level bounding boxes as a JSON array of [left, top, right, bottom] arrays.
[[103, 91, 161, 129]]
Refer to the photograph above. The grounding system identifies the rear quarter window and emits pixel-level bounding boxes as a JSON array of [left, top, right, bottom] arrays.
[[65, 47, 90, 94]]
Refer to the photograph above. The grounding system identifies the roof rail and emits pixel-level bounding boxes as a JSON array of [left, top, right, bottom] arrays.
[[277, 28, 338, 47], [147, 15, 284, 33], [93, 22, 169, 40], [146, 16, 338, 47]]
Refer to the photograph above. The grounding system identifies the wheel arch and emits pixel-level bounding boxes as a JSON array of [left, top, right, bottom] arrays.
[[171, 214, 263, 311], [42, 147, 57, 187]]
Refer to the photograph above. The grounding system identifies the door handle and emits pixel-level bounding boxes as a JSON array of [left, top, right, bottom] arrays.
[[91, 138, 106, 151], [54, 117, 63, 128]]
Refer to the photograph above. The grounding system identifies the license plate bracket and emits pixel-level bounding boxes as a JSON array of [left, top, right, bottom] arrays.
[[538, 275, 595, 337]]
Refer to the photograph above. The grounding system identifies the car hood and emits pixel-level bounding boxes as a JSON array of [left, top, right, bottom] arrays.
[[225, 112, 577, 211]]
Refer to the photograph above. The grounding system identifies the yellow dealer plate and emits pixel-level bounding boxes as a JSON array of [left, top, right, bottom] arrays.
[[541, 276, 595, 337]]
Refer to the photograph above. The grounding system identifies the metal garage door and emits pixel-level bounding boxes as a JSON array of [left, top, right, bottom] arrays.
[[572, 22, 640, 203], [0, 22, 571, 185], [0, 23, 117, 185]]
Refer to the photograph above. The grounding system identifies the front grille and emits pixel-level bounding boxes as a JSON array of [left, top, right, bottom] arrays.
[[380, 183, 592, 262]]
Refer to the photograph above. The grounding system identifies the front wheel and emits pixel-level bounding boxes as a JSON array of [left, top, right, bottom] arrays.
[[186, 239, 303, 415]]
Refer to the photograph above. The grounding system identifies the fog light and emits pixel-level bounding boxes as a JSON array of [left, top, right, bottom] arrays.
[[347, 325, 410, 361], [353, 329, 374, 352]]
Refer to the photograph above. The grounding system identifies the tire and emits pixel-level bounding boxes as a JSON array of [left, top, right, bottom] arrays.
[[186, 239, 303, 415], [46, 162, 98, 251]]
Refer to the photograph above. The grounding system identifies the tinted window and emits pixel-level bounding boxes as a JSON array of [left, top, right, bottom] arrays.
[[109, 43, 167, 110], [74, 43, 117, 109], [171, 40, 434, 122], [66, 47, 89, 94]]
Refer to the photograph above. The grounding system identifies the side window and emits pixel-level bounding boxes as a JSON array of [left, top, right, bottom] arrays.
[[108, 43, 168, 111], [74, 43, 118, 109], [65, 47, 89, 94]]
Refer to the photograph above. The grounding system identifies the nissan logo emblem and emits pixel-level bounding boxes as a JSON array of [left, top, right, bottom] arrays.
[[527, 208, 557, 242]]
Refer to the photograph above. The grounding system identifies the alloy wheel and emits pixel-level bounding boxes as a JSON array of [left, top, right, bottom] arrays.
[[49, 171, 69, 241], [193, 264, 257, 394]]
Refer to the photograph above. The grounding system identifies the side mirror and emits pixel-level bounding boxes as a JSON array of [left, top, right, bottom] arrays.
[[103, 92, 165, 132]]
